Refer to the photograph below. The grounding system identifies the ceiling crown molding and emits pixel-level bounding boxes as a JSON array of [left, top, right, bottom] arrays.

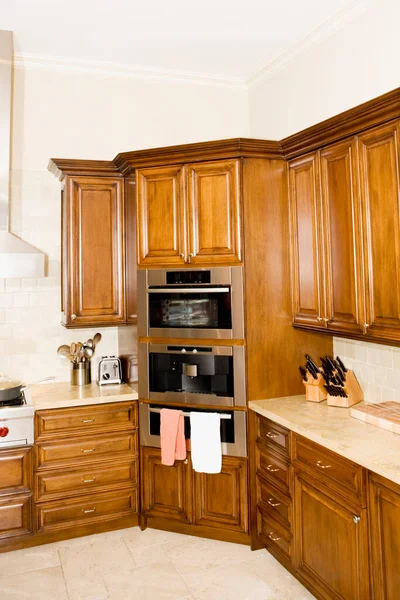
[[13, 52, 247, 89], [246, 0, 376, 90]]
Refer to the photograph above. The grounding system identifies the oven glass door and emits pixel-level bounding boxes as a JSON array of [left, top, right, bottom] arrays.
[[139, 403, 247, 457], [148, 288, 232, 331]]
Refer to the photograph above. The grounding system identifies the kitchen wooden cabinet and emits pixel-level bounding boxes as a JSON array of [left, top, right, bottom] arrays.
[[320, 138, 364, 335], [289, 152, 324, 327], [0, 447, 33, 543], [193, 455, 248, 533], [62, 175, 126, 327], [187, 160, 241, 265], [369, 473, 400, 600], [136, 165, 186, 266], [136, 159, 242, 267], [358, 121, 400, 342], [293, 468, 370, 600], [33, 402, 139, 540], [141, 447, 249, 542], [141, 446, 193, 524]]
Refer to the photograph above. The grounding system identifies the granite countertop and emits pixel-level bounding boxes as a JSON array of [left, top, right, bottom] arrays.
[[29, 382, 138, 411], [249, 395, 400, 486]]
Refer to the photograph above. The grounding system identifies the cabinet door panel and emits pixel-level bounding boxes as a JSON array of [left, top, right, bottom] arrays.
[[194, 456, 248, 533], [0, 494, 32, 540], [0, 447, 32, 495], [294, 471, 369, 600], [289, 153, 324, 327], [320, 139, 364, 334], [66, 176, 125, 326], [369, 474, 400, 600], [187, 160, 242, 264], [141, 447, 192, 524], [137, 166, 186, 265], [359, 121, 400, 340]]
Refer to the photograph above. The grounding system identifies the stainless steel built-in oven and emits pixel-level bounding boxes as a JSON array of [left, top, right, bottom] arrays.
[[139, 403, 247, 458], [138, 343, 246, 407], [137, 267, 244, 339]]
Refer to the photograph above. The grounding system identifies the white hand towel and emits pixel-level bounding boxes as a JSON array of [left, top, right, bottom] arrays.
[[190, 412, 222, 474]]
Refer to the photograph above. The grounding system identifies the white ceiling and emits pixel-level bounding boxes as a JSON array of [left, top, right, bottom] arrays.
[[3, 0, 366, 83]]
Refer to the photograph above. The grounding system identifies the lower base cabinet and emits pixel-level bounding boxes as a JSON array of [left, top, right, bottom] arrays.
[[293, 469, 370, 600], [369, 473, 400, 600], [141, 447, 249, 542], [0, 447, 33, 544]]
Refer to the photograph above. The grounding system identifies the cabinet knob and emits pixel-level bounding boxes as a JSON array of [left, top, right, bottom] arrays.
[[362, 323, 369, 335], [323, 317, 329, 327], [71, 314, 77, 320], [179, 253, 184, 259], [187, 253, 194, 263], [353, 515, 360, 524], [82, 507, 96, 514], [317, 317, 323, 323], [267, 531, 281, 542], [266, 431, 278, 439]]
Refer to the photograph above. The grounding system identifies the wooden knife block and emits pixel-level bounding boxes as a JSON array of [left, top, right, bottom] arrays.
[[303, 374, 327, 403], [326, 369, 363, 408]]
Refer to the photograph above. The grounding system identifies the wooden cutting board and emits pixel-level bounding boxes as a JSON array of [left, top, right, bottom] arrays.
[[350, 401, 400, 435]]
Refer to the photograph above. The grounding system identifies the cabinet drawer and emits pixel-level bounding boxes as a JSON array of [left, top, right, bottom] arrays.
[[36, 431, 138, 470], [257, 474, 291, 529], [257, 508, 292, 561], [35, 459, 138, 502], [258, 416, 290, 456], [293, 435, 366, 506], [257, 441, 290, 493], [0, 447, 32, 495], [35, 488, 138, 533], [0, 494, 32, 540], [35, 402, 137, 438]]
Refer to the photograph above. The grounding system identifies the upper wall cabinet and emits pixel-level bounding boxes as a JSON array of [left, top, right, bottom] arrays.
[[62, 176, 126, 327], [290, 121, 400, 344], [358, 121, 400, 342], [136, 159, 242, 267]]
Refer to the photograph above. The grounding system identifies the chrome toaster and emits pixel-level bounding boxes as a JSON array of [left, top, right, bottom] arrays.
[[98, 356, 122, 385]]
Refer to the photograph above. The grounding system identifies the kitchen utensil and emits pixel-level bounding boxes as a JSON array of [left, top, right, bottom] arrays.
[[299, 366, 308, 381], [93, 333, 102, 347], [57, 344, 71, 354], [71, 362, 91, 386], [83, 346, 94, 360], [70, 342, 76, 357], [85, 338, 94, 348]]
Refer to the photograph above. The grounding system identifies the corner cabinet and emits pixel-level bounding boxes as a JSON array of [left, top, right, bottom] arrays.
[[136, 159, 242, 267]]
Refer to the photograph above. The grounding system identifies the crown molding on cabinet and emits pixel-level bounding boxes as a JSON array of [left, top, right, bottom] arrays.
[[246, 0, 377, 89], [14, 52, 247, 89], [281, 87, 400, 159], [48, 158, 122, 182], [113, 138, 284, 174]]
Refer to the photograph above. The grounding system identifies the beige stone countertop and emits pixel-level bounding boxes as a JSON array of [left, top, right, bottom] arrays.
[[249, 395, 400, 486], [29, 382, 138, 411]]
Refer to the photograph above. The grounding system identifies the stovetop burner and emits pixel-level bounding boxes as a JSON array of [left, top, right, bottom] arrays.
[[0, 394, 26, 408]]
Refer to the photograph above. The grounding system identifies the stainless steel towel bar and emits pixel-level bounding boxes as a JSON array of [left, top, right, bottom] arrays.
[[148, 406, 232, 419]]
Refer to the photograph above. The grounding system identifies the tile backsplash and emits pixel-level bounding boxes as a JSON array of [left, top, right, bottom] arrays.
[[333, 337, 400, 403], [0, 169, 137, 384]]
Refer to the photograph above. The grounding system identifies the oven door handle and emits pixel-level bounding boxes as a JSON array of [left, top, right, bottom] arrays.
[[147, 287, 230, 294], [148, 406, 231, 420]]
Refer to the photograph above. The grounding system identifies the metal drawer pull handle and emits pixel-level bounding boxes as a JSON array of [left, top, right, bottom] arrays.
[[266, 464, 279, 472], [82, 478, 96, 483], [81, 448, 96, 453], [82, 508, 96, 514], [267, 531, 281, 541], [316, 460, 331, 469], [266, 432, 278, 439], [82, 419, 95, 423], [267, 498, 281, 507], [353, 515, 360, 524]]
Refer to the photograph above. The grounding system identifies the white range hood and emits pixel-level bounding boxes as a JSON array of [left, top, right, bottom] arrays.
[[0, 30, 45, 278]]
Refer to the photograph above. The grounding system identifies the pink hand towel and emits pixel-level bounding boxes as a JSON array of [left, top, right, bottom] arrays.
[[160, 408, 186, 466]]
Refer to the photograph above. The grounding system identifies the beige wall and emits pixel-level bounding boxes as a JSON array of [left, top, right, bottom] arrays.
[[1, 66, 249, 382], [249, 0, 400, 140]]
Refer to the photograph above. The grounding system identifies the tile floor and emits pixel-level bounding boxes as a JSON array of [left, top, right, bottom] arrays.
[[0, 527, 315, 599]]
